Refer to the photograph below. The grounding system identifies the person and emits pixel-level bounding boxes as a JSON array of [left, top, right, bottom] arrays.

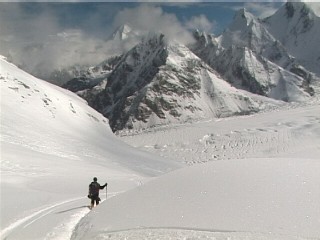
[[88, 177, 107, 209]]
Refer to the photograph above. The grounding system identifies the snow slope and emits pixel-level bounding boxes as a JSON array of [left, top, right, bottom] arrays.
[[73, 158, 320, 240], [1, 55, 320, 239], [0, 56, 179, 239], [74, 100, 320, 239]]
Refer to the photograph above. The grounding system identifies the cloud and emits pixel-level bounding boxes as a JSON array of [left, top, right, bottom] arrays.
[[0, 3, 198, 82], [284, 0, 320, 17], [0, 3, 124, 80], [184, 14, 216, 32], [0, 3, 63, 71], [303, 1, 320, 16], [0, 3, 60, 43], [112, 4, 194, 45], [244, 2, 280, 18]]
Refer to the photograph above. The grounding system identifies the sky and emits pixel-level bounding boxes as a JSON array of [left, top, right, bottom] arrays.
[[0, 1, 319, 78], [0, 2, 286, 40]]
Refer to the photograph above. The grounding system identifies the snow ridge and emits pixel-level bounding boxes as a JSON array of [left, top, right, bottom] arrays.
[[62, 2, 319, 132], [81, 34, 263, 132], [264, 2, 320, 75], [191, 3, 318, 104]]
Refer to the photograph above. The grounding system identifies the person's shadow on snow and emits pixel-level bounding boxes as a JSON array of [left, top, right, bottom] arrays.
[[55, 206, 89, 214]]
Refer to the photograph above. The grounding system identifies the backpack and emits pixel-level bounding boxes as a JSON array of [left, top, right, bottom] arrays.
[[89, 182, 100, 196]]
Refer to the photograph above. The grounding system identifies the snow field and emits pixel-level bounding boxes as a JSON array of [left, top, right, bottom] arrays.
[[120, 103, 320, 164], [73, 158, 320, 240], [1, 55, 320, 239], [0, 56, 179, 239]]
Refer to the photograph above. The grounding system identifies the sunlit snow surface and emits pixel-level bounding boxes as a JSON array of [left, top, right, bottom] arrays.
[[1, 56, 320, 240], [0, 56, 179, 239], [120, 103, 320, 164], [81, 229, 311, 240], [74, 157, 320, 240]]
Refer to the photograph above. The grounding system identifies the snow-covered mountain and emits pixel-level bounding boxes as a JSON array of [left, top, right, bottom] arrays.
[[217, 3, 320, 78], [215, 8, 295, 69], [61, 56, 123, 112], [191, 31, 312, 102], [60, 2, 319, 132], [264, 2, 320, 75], [109, 24, 141, 42], [83, 33, 268, 132], [190, 3, 319, 101], [62, 55, 121, 92]]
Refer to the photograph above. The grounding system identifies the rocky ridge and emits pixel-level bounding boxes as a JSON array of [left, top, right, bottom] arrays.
[[63, 2, 319, 132]]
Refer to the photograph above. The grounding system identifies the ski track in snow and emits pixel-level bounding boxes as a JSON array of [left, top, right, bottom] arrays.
[[0, 197, 86, 240], [0, 192, 121, 240], [44, 208, 90, 240]]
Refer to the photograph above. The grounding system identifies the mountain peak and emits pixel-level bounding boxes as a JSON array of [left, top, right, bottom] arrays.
[[111, 24, 136, 41], [119, 24, 132, 33], [284, 1, 314, 18], [228, 8, 257, 31], [236, 8, 248, 16], [260, 1, 320, 75], [234, 8, 255, 22]]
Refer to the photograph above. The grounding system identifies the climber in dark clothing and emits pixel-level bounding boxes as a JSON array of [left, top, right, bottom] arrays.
[[88, 177, 107, 209]]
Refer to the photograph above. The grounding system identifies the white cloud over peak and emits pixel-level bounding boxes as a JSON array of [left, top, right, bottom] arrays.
[[244, 2, 280, 19], [303, 1, 320, 16], [0, 3, 198, 81], [184, 14, 216, 32], [112, 5, 194, 45]]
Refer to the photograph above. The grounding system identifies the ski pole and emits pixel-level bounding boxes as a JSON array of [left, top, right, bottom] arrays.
[[106, 184, 108, 200]]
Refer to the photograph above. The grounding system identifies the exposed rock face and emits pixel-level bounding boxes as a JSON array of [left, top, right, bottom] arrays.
[[61, 56, 122, 105], [190, 3, 319, 100], [263, 2, 320, 76], [83, 34, 260, 132], [61, 2, 319, 132]]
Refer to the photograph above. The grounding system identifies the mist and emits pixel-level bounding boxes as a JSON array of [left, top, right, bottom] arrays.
[[0, 3, 213, 84], [0, 3, 124, 82], [113, 5, 195, 45]]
